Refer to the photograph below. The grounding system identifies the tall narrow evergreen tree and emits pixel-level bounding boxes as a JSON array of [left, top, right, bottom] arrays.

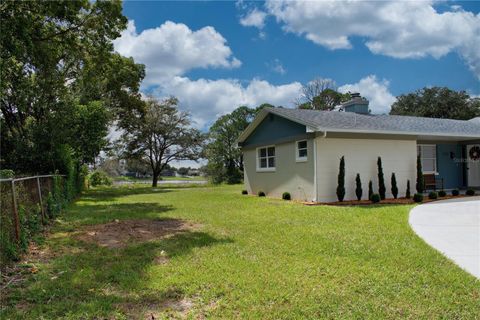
[[377, 157, 386, 200], [336, 156, 346, 202], [355, 173, 363, 201], [368, 180, 373, 201], [406, 180, 411, 199], [416, 155, 424, 193], [391, 173, 398, 199]]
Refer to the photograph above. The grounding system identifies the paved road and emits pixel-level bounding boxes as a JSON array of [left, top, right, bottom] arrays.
[[409, 197, 480, 279]]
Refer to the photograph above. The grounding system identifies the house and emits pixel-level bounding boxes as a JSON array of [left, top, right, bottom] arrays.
[[237, 94, 480, 202]]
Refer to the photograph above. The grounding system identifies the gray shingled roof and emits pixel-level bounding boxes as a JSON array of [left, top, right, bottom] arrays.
[[267, 107, 480, 137]]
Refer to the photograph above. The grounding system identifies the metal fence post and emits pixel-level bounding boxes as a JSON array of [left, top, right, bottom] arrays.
[[37, 177, 46, 222], [10, 180, 20, 242]]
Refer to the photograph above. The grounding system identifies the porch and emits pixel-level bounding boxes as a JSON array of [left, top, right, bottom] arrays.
[[417, 142, 480, 190]]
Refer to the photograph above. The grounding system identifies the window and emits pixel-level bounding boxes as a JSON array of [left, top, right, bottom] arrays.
[[257, 146, 275, 171], [417, 144, 437, 173], [296, 140, 308, 162]]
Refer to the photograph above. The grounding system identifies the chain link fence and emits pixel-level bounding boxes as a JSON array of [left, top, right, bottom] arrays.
[[0, 175, 65, 265]]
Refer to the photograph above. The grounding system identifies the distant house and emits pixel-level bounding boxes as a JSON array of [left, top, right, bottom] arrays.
[[237, 94, 480, 202], [188, 168, 200, 176]]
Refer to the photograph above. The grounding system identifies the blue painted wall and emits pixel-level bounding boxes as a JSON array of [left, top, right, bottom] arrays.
[[243, 113, 306, 147], [437, 144, 464, 189]]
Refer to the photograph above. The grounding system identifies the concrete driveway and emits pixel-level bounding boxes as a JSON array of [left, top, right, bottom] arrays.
[[409, 196, 480, 279]]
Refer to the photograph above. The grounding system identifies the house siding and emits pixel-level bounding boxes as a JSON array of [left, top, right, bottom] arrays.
[[243, 139, 315, 201], [315, 137, 417, 202], [242, 113, 308, 148]]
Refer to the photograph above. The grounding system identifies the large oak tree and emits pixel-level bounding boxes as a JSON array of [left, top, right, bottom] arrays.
[[204, 106, 257, 184], [390, 87, 480, 120], [0, 0, 145, 173], [123, 97, 204, 187]]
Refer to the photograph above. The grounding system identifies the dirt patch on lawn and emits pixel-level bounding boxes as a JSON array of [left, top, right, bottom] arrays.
[[120, 295, 219, 320], [77, 219, 198, 249]]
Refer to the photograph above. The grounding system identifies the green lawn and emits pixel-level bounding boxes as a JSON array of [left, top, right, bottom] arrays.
[[114, 175, 206, 182], [2, 185, 479, 319]]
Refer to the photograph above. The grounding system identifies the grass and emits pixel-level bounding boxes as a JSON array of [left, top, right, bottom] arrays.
[[1, 184, 479, 319]]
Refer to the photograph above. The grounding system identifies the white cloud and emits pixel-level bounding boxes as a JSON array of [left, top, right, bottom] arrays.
[[240, 8, 267, 28], [268, 59, 286, 75], [266, 1, 480, 79], [113, 20, 241, 85], [156, 77, 302, 128], [113, 20, 301, 130], [339, 75, 397, 114]]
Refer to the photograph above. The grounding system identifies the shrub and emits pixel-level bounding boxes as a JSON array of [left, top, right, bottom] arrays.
[[377, 157, 386, 200], [368, 180, 373, 201], [438, 190, 447, 197], [355, 174, 362, 201], [0, 169, 14, 179], [413, 193, 424, 203], [428, 191, 438, 199], [89, 170, 112, 187], [282, 192, 291, 200], [371, 193, 381, 203], [258, 191, 265, 197], [451, 189, 460, 196], [406, 180, 411, 199], [416, 155, 424, 193], [241, 190, 248, 195], [226, 166, 243, 184], [466, 189, 476, 196], [336, 156, 346, 202], [391, 173, 398, 199]]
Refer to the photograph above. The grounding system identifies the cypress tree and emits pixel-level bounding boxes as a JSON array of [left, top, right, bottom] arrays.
[[377, 157, 386, 200], [368, 180, 373, 201], [416, 155, 424, 193], [336, 156, 346, 202], [406, 180, 411, 199], [391, 173, 398, 199], [355, 173, 362, 201]]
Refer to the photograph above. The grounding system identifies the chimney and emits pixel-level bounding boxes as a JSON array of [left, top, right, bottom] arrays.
[[341, 93, 370, 114]]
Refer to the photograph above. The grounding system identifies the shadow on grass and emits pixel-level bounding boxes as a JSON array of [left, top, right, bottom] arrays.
[[62, 202, 176, 226], [3, 230, 233, 318], [80, 184, 207, 203]]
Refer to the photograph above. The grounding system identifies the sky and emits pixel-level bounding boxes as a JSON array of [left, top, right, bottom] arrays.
[[114, 0, 480, 166]]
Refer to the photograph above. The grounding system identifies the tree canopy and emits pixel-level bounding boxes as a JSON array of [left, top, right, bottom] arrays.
[[389, 87, 480, 120], [204, 106, 258, 184], [122, 97, 204, 187], [296, 78, 350, 111], [0, 0, 145, 174]]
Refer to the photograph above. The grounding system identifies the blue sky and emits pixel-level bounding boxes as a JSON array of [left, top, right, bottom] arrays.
[[116, 0, 480, 130]]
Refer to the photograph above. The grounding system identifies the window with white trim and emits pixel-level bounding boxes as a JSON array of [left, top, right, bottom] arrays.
[[417, 144, 437, 173], [257, 146, 275, 171], [296, 140, 308, 162]]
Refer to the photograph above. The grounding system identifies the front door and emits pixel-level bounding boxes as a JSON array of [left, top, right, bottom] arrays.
[[467, 144, 480, 187]]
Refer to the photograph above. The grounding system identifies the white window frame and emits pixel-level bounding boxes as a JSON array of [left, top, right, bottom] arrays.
[[256, 145, 276, 172], [417, 144, 437, 174], [296, 140, 308, 162]]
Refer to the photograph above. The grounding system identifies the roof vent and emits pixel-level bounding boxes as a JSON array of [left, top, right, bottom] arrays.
[[341, 93, 370, 115]]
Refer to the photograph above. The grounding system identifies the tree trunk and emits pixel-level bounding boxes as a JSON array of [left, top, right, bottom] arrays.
[[152, 172, 159, 187]]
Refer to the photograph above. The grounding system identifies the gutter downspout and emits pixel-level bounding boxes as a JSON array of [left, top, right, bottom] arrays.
[[313, 131, 327, 202]]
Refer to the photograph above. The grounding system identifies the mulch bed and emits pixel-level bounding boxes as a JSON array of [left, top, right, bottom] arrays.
[[304, 195, 474, 206]]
